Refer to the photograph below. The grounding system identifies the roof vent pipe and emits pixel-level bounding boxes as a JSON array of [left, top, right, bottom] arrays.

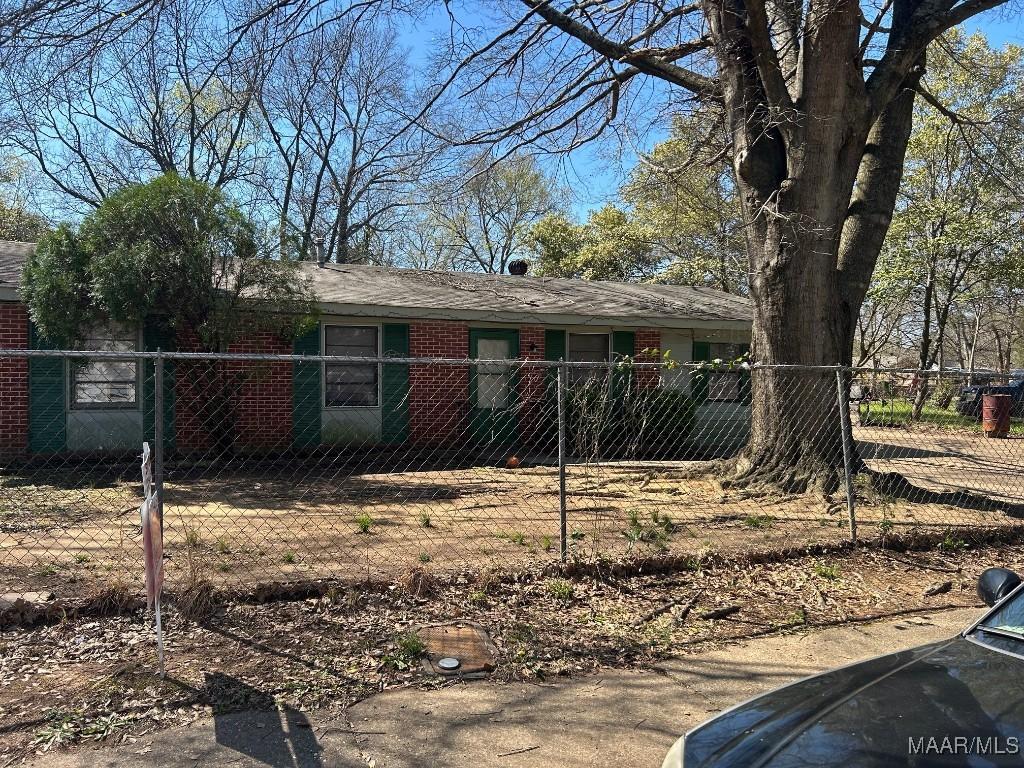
[[507, 259, 529, 276], [314, 235, 326, 268]]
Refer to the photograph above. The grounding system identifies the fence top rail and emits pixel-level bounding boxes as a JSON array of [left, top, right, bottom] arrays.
[[0, 348, 674, 367], [0, 347, 1010, 377]]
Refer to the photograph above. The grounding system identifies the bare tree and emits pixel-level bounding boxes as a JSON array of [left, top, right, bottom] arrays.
[[256, 19, 441, 263], [856, 289, 913, 369], [428, 153, 563, 274], [2, 0, 266, 213]]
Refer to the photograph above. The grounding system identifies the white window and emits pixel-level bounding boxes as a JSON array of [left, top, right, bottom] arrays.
[[324, 325, 379, 407], [567, 332, 609, 384], [71, 322, 138, 408], [475, 337, 512, 409], [705, 342, 745, 401]]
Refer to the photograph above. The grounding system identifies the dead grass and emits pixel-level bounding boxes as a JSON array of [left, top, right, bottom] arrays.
[[0, 539, 1010, 763], [2, 426, 1023, 601], [81, 578, 136, 616]]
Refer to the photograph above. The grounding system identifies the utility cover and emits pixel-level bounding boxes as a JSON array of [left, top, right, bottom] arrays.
[[418, 622, 497, 678]]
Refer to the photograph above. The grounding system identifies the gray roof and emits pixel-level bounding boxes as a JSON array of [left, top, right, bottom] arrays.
[[0, 241, 33, 292], [0, 241, 751, 329], [303, 263, 751, 329]]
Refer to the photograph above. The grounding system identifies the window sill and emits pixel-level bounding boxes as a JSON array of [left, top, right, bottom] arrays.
[[70, 403, 141, 411]]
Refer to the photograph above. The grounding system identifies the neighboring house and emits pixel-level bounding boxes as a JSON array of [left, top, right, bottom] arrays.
[[0, 241, 753, 459]]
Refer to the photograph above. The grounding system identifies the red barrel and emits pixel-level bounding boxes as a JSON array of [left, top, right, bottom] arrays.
[[983, 394, 1012, 438]]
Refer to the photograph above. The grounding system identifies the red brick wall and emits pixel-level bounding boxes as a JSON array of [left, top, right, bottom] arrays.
[[635, 328, 661, 390], [408, 321, 469, 444], [174, 330, 293, 453], [0, 303, 28, 458], [405, 322, 555, 446]]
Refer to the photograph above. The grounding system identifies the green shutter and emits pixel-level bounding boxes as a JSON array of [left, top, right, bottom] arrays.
[[381, 323, 410, 445], [692, 341, 712, 404], [544, 329, 566, 361], [543, 329, 566, 394], [611, 331, 635, 398], [292, 325, 321, 448], [143, 318, 176, 452], [28, 322, 66, 454], [612, 331, 634, 359]]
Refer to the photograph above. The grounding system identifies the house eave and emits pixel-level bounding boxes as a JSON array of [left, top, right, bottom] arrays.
[[314, 301, 751, 330]]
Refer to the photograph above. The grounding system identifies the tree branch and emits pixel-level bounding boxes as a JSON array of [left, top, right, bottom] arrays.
[[519, 0, 718, 96]]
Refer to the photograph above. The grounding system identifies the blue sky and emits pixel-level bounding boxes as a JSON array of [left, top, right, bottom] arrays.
[[967, 12, 1024, 46]]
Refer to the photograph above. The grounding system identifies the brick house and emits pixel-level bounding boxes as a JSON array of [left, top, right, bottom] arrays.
[[0, 241, 753, 458]]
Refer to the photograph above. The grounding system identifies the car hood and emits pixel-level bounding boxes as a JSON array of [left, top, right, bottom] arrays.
[[684, 637, 1024, 767]]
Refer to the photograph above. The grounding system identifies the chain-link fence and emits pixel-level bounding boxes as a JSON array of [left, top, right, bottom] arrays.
[[2, 349, 1024, 604]]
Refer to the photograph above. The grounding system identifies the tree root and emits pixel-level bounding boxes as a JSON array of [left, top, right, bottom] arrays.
[[717, 451, 843, 497]]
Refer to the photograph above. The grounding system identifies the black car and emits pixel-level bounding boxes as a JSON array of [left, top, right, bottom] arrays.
[[662, 568, 1024, 767], [957, 379, 1024, 418]]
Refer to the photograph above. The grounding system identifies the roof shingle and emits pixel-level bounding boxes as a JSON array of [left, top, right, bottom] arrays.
[[302, 263, 751, 328], [0, 242, 751, 328], [0, 241, 34, 288]]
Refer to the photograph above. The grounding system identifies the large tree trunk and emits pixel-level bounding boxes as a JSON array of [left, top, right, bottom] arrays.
[[706, 0, 922, 493], [733, 207, 861, 494]]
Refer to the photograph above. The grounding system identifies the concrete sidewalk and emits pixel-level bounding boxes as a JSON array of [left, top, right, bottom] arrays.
[[34, 607, 979, 768]]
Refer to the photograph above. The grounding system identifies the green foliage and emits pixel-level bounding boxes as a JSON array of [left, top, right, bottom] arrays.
[[529, 111, 745, 293], [531, 204, 659, 281], [34, 709, 134, 751], [546, 579, 574, 601], [743, 514, 775, 529], [20, 224, 92, 345], [355, 514, 373, 534], [383, 631, 426, 670], [184, 527, 203, 549], [0, 198, 48, 241], [813, 562, 841, 581], [528, 212, 587, 277], [622, 508, 676, 550], [22, 173, 317, 348], [623, 113, 746, 293], [867, 32, 1024, 372], [938, 532, 968, 552], [0, 159, 50, 241]]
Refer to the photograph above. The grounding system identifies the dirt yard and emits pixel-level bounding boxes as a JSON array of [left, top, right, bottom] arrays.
[[0, 540, 1011, 765], [2, 424, 1023, 599]]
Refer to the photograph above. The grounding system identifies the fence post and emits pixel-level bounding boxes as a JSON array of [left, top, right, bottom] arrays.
[[154, 350, 165, 535], [557, 361, 568, 562], [835, 368, 857, 543]]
